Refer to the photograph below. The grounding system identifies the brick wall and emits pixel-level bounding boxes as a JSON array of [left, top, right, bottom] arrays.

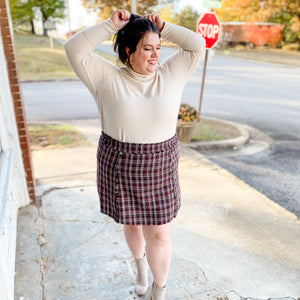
[[0, 0, 35, 201]]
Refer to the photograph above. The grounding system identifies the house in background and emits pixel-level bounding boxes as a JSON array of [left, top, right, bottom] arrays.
[[0, 0, 35, 299]]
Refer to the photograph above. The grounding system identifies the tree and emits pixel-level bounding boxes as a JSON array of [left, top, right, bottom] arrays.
[[36, 0, 65, 35], [173, 5, 199, 31], [159, 5, 176, 23], [214, 0, 300, 48], [267, 0, 300, 47], [81, 0, 177, 21], [214, 0, 272, 22], [9, 0, 65, 35], [9, 0, 37, 34]]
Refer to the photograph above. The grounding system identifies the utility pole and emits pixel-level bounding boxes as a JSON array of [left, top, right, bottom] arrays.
[[131, 0, 137, 14]]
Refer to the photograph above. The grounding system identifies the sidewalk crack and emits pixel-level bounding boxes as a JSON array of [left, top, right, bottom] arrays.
[[34, 192, 48, 300]]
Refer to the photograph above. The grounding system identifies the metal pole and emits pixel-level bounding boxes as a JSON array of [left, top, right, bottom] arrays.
[[131, 0, 137, 14], [49, 31, 53, 49], [198, 48, 208, 121], [67, 0, 71, 33]]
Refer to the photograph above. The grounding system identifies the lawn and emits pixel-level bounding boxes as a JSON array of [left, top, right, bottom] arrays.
[[28, 124, 91, 150], [14, 32, 117, 81]]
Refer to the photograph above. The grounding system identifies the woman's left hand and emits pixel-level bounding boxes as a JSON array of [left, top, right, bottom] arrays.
[[144, 14, 165, 32]]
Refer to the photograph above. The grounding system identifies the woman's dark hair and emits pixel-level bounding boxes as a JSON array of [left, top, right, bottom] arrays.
[[114, 14, 160, 67]]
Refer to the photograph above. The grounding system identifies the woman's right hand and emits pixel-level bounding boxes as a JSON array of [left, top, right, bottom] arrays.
[[111, 9, 131, 30]]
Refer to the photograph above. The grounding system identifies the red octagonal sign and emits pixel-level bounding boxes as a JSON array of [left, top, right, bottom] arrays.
[[197, 12, 221, 49]]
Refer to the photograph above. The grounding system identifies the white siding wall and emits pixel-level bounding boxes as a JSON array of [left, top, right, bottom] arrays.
[[0, 30, 30, 300]]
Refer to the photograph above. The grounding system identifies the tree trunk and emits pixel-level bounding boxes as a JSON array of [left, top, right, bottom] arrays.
[[30, 20, 35, 34]]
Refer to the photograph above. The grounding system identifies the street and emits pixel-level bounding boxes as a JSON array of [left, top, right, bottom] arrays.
[[21, 49, 300, 218]]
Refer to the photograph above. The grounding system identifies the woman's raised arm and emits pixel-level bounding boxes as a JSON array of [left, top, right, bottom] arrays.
[[160, 21, 205, 80], [64, 11, 129, 95]]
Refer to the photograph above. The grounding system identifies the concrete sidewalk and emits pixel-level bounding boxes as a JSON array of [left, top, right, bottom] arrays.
[[14, 120, 300, 300]]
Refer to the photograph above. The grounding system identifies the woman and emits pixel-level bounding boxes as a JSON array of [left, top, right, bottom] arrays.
[[65, 9, 205, 300]]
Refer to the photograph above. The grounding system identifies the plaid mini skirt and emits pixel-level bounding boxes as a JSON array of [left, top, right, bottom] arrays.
[[96, 132, 181, 225]]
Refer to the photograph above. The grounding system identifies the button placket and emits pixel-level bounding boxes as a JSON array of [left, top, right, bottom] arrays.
[[167, 150, 177, 198], [115, 153, 122, 199]]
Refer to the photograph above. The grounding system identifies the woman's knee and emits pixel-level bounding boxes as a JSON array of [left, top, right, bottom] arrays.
[[142, 224, 171, 247]]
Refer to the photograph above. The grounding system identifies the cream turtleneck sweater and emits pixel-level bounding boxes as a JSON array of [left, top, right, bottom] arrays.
[[64, 19, 205, 143]]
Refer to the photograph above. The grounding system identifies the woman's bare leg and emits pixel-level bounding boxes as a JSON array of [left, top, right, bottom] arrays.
[[124, 225, 148, 295], [142, 222, 172, 287], [123, 225, 145, 259]]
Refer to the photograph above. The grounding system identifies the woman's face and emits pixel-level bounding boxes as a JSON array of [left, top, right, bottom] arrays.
[[128, 32, 160, 75]]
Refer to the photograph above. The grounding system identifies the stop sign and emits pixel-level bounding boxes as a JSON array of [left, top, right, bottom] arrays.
[[197, 12, 221, 48]]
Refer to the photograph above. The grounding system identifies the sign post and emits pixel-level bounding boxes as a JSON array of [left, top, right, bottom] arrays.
[[44, 19, 56, 49], [197, 12, 220, 120]]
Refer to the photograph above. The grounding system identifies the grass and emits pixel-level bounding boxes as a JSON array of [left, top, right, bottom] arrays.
[[28, 124, 91, 150], [192, 123, 223, 142], [14, 32, 76, 81], [14, 32, 117, 81]]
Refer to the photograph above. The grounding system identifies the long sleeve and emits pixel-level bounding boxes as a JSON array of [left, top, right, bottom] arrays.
[[160, 22, 205, 80], [64, 19, 118, 96]]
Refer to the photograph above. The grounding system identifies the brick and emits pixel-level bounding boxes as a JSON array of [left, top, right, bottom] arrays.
[[20, 152, 29, 162], [0, 17, 8, 26], [17, 120, 25, 129], [26, 172, 34, 182], [5, 52, 15, 61], [18, 129, 26, 136], [14, 108, 24, 115], [8, 68, 17, 78], [1, 23, 10, 30], [24, 169, 33, 177], [17, 124, 25, 132], [20, 135, 30, 143], [10, 84, 20, 93], [29, 192, 36, 200], [16, 114, 25, 124], [28, 186, 36, 193], [24, 164, 33, 175], [7, 60, 16, 69], [21, 142, 29, 150], [17, 103, 25, 110], [20, 145, 29, 154], [13, 96, 22, 102], [28, 188, 35, 195], [27, 185, 35, 193], [23, 161, 31, 171], [4, 42, 13, 52], [12, 92, 21, 101], [14, 103, 23, 112], [29, 193, 36, 202], [2, 35, 12, 44], [15, 110, 26, 117], [0, 7, 7, 17], [1, 26, 11, 36], [9, 77, 19, 85], [0, 1, 7, 8]]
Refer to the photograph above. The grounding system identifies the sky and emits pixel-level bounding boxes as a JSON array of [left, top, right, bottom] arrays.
[[55, 0, 206, 36]]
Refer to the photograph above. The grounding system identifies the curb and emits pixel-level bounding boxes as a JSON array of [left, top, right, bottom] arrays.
[[185, 117, 250, 151]]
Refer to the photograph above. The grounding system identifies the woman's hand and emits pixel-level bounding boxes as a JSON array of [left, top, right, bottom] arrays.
[[144, 14, 165, 32], [111, 9, 131, 30]]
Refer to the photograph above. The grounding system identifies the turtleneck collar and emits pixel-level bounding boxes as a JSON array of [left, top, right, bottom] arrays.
[[123, 66, 156, 82]]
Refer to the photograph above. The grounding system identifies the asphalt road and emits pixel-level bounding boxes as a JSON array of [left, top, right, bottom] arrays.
[[21, 47, 300, 218]]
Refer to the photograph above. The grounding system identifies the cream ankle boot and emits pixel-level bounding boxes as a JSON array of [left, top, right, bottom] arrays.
[[135, 255, 148, 295], [150, 281, 166, 300]]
